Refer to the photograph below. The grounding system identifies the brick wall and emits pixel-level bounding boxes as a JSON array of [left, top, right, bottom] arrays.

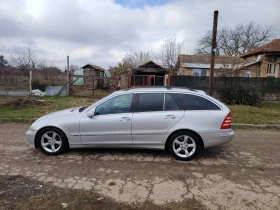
[[260, 56, 269, 77], [179, 67, 192, 75]]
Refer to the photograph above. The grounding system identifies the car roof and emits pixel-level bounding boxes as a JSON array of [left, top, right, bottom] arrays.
[[118, 86, 206, 94]]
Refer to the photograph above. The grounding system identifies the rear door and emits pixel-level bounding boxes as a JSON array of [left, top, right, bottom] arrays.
[[132, 93, 184, 145]]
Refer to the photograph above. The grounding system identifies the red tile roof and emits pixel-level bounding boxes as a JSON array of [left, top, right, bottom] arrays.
[[81, 64, 104, 71], [240, 39, 280, 58]]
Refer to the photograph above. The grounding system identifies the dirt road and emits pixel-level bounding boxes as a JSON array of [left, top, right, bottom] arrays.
[[0, 124, 279, 209]]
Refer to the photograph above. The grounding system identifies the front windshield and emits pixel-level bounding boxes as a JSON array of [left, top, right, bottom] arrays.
[[87, 92, 116, 110]]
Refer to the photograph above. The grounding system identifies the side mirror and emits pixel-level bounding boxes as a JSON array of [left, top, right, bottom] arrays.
[[87, 111, 94, 118]]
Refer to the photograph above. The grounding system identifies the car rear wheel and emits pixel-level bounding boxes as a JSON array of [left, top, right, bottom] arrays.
[[168, 131, 201, 161], [37, 128, 68, 155]]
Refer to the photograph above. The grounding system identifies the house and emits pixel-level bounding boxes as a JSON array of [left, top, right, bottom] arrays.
[[240, 39, 280, 78], [129, 61, 169, 87], [81, 64, 105, 88], [176, 55, 245, 77]]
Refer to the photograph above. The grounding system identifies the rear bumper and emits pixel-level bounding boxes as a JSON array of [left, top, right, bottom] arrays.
[[201, 130, 234, 148], [26, 130, 37, 148]]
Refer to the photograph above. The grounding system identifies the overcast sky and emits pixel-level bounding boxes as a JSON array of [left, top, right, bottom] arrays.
[[0, 0, 279, 70]]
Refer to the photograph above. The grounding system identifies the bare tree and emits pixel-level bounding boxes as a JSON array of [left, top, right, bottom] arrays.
[[69, 64, 80, 73], [196, 21, 274, 56], [9, 46, 45, 77], [122, 51, 154, 69], [159, 35, 185, 72]]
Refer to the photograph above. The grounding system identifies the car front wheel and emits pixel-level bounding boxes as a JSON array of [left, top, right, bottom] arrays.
[[37, 128, 68, 155], [168, 131, 201, 161]]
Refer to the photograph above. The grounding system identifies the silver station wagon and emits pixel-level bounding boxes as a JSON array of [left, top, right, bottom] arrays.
[[26, 87, 234, 161]]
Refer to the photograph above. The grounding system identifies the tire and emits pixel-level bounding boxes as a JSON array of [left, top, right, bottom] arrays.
[[37, 127, 69, 155], [167, 131, 201, 161]]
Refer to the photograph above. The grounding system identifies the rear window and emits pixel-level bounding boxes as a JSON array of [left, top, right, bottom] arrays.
[[176, 94, 220, 110]]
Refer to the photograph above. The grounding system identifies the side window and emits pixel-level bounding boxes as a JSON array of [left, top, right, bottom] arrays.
[[95, 94, 133, 115], [164, 93, 180, 111], [177, 94, 220, 110], [138, 93, 164, 112]]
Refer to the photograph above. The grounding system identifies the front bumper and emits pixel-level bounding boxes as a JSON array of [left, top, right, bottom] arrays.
[[26, 130, 37, 148], [201, 129, 235, 148]]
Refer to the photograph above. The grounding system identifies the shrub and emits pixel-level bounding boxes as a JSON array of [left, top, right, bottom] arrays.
[[221, 83, 261, 106], [32, 80, 50, 91]]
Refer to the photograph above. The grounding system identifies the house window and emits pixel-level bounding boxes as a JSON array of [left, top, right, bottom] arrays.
[[241, 71, 251, 77], [193, 69, 207, 77], [267, 63, 279, 77]]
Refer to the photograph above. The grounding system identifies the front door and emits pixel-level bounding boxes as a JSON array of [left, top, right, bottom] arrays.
[[132, 93, 184, 144], [80, 94, 134, 145]]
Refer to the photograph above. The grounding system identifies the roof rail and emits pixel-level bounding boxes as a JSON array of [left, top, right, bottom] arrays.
[[167, 86, 197, 92], [122, 86, 198, 92]]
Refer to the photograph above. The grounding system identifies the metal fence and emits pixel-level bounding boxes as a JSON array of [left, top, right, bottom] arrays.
[[170, 76, 280, 93]]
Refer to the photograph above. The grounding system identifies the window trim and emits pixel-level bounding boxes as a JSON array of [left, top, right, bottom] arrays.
[[173, 93, 222, 111], [164, 93, 183, 111], [267, 63, 277, 76]]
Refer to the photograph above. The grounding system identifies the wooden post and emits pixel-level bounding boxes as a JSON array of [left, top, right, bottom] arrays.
[[208, 10, 218, 96], [66, 56, 70, 96], [29, 69, 32, 93], [128, 75, 131, 88], [92, 75, 95, 97]]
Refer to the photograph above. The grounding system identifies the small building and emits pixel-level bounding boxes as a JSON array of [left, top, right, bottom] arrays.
[[240, 39, 280, 78], [176, 55, 246, 77], [130, 61, 169, 87], [81, 64, 105, 89]]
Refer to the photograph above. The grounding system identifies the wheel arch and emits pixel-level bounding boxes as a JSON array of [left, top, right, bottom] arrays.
[[165, 129, 204, 150], [34, 126, 69, 148]]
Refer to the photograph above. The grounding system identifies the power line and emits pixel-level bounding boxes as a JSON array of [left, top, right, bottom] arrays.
[[219, 14, 227, 27]]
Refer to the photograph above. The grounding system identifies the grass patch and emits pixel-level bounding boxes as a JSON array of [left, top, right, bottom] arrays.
[[0, 94, 280, 125], [0, 95, 103, 123], [229, 101, 280, 125]]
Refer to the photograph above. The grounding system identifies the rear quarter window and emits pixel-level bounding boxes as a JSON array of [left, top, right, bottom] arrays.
[[176, 94, 220, 110]]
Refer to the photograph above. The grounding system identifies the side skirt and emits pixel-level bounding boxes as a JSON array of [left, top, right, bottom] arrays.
[[69, 144, 165, 150]]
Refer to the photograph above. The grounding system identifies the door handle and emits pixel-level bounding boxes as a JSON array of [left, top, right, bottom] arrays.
[[120, 117, 131, 121], [164, 115, 176, 119]]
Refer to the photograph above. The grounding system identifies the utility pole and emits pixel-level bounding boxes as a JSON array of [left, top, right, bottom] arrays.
[[208, 10, 218, 96], [67, 56, 70, 96]]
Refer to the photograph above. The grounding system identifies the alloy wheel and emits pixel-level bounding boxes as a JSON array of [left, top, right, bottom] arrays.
[[172, 135, 196, 158], [40, 131, 62, 153]]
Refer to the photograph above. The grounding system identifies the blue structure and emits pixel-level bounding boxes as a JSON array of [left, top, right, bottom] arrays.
[[73, 69, 84, 85]]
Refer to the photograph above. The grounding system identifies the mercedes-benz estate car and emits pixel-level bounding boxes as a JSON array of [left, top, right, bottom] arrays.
[[26, 87, 234, 161]]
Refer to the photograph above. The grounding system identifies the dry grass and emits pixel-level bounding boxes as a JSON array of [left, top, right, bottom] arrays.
[[0, 93, 280, 125]]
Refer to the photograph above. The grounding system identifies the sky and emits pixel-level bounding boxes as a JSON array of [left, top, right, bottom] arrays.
[[0, 0, 279, 70]]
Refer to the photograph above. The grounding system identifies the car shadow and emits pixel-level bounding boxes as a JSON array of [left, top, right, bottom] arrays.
[[64, 144, 230, 161], [69, 148, 168, 157]]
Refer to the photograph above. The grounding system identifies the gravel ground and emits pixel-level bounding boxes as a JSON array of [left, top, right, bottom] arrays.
[[0, 124, 279, 210]]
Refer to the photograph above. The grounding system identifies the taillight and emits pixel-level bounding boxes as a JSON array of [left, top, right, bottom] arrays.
[[221, 112, 232, 129]]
